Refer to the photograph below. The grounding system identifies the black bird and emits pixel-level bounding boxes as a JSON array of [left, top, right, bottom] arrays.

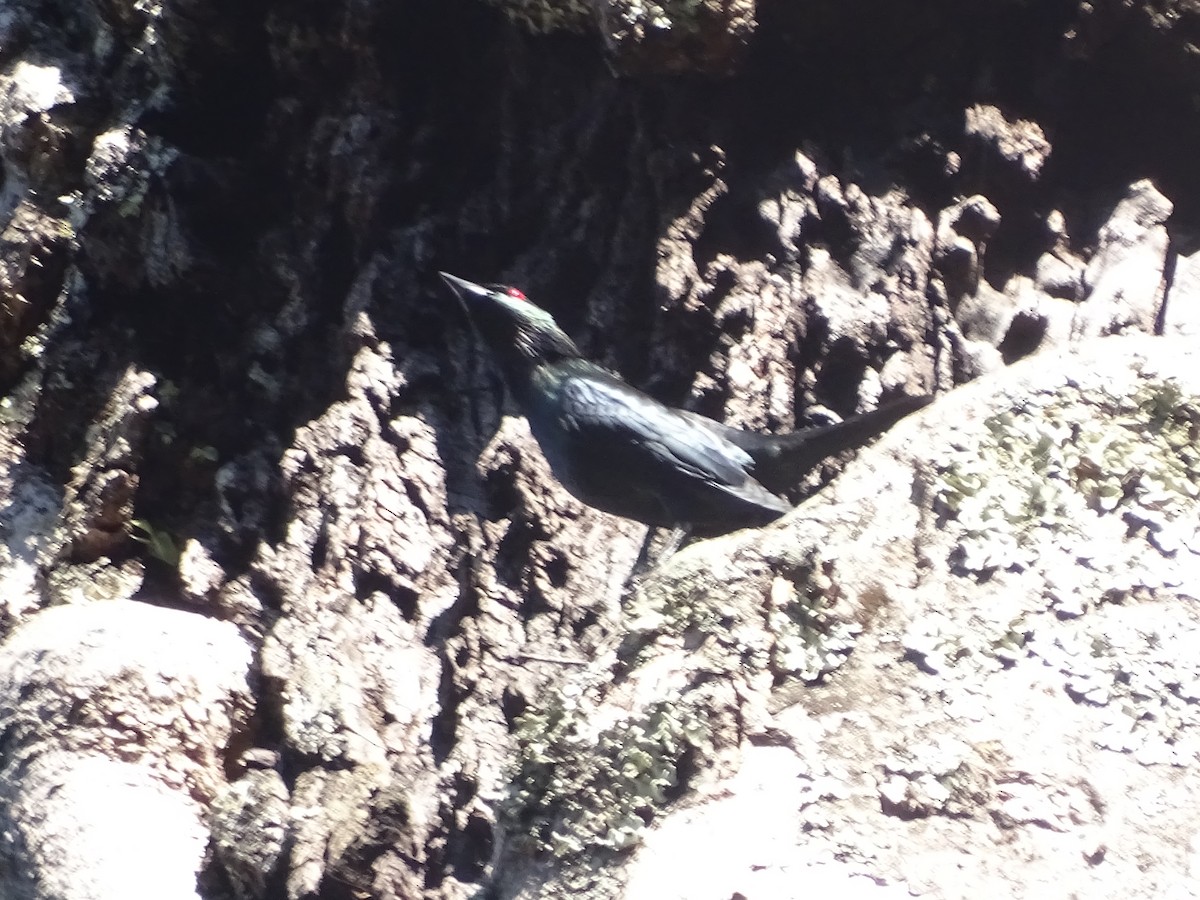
[[441, 272, 930, 535]]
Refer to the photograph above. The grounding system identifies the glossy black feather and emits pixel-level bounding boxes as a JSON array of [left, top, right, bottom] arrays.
[[526, 360, 790, 528], [441, 273, 930, 533]]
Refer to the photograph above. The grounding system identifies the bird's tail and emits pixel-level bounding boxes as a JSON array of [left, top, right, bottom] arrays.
[[722, 393, 933, 494]]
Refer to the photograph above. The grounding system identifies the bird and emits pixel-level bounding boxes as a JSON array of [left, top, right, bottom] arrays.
[[440, 272, 931, 535]]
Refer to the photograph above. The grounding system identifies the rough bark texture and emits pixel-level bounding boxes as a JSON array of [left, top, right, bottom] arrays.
[[1, 1, 1199, 898]]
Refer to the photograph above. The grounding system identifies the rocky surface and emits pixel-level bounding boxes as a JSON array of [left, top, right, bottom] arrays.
[[0, 0, 1199, 898], [616, 335, 1200, 899], [0, 602, 253, 900]]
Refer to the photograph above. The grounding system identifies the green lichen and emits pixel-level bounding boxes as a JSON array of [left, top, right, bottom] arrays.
[[620, 553, 860, 683], [903, 609, 1034, 675], [933, 378, 1200, 575], [767, 567, 862, 683], [1040, 612, 1200, 766], [503, 697, 708, 858], [880, 737, 993, 817]]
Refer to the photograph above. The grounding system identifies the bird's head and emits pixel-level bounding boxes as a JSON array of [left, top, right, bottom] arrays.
[[439, 273, 582, 382]]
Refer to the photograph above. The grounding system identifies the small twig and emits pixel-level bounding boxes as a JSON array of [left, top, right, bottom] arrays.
[[505, 652, 589, 666]]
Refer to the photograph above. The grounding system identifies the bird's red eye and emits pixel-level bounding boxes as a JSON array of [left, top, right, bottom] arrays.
[[506, 287, 527, 301]]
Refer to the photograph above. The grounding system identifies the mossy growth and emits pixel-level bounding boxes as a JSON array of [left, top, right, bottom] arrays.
[[502, 696, 709, 858], [130, 518, 181, 566], [933, 378, 1200, 575], [619, 553, 860, 683]]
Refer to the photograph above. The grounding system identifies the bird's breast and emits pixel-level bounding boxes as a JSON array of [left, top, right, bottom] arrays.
[[522, 367, 584, 489]]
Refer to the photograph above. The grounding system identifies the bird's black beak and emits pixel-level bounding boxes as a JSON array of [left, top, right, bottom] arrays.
[[438, 272, 489, 303]]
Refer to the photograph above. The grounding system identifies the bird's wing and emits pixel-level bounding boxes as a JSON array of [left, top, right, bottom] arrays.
[[555, 372, 756, 489], [526, 364, 791, 529]]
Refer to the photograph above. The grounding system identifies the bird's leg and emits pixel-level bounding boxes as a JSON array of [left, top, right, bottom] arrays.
[[657, 525, 691, 561], [626, 527, 658, 586], [626, 525, 691, 590], [622, 525, 689, 603]]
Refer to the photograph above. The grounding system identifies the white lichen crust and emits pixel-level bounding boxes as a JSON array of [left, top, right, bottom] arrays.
[[933, 377, 1199, 578]]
